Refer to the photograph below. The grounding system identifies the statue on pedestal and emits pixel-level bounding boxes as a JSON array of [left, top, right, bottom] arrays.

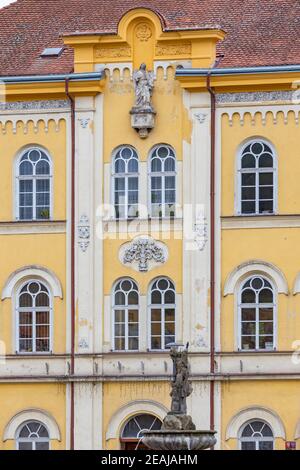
[[130, 63, 156, 138]]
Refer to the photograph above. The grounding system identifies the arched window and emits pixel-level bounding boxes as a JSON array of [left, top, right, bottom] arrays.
[[238, 140, 275, 215], [240, 420, 274, 450], [239, 276, 275, 351], [17, 421, 50, 450], [112, 146, 139, 219], [17, 281, 51, 353], [149, 278, 176, 350], [17, 148, 52, 221], [149, 145, 176, 218], [121, 414, 161, 450], [113, 279, 139, 351]]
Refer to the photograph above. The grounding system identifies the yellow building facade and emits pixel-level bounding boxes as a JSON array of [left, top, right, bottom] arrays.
[[0, 3, 300, 450]]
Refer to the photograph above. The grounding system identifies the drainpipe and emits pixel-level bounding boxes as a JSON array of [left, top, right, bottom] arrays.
[[65, 78, 75, 451], [206, 55, 223, 443]]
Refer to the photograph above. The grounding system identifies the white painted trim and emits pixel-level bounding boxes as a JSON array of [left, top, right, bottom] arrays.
[[3, 408, 61, 441], [293, 272, 300, 295], [225, 406, 286, 440], [2, 265, 63, 300], [224, 260, 288, 296], [235, 137, 277, 217], [106, 400, 168, 441], [222, 215, 300, 229]]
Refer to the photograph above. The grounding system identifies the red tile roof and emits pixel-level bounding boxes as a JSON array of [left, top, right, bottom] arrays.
[[0, 0, 300, 76]]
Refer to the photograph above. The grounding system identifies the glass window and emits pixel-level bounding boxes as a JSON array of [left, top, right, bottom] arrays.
[[240, 420, 274, 450], [17, 421, 50, 450], [239, 141, 275, 215], [239, 276, 275, 351], [17, 148, 51, 221], [113, 279, 139, 351], [150, 278, 176, 350], [17, 281, 51, 353], [149, 145, 176, 218], [113, 146, 139, 220]]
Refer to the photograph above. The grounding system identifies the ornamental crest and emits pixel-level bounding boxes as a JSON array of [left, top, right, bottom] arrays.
[[120, 237, 168, 272]]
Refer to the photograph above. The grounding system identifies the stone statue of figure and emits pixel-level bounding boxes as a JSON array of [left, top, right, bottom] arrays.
[[170, 344, 193, 415], [133, 63, 154, 109]]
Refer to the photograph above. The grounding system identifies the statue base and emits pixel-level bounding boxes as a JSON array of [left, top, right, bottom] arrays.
[[162, 413, 196, 431], [130, 107, 156, 139]]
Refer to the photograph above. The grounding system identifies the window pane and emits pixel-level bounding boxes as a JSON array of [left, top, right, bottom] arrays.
[[259, 173, 273, 185], [259, 187, 273, 199], [36, 339, 49, 352], [114, 338, 125, 350], [165, 176, 175, 189], [18, 442, 33, 450], [36, 442, 50, 450], [241, 289, 255, 303], [165, 308, 175, 321], [164, 157, 175, 172], [241, 201, 256, 214], [165, 336, 175, 348], [241, 441, 256, 450], [241, 336, 256, 350], [259, 441, 273, 450], [128, 291, 138, 305], [242, 154, 256, 168], [151, 177, 162, 190], [36, 160, 50, 175], [151, 337, 161, 349], [165, 323, 175, 335], [151, 291, 161, 304], [115, 324, 125, 336], [259, 308, 273, 321], [151, 158, 162, 172], [241, 308, 256, 321], [259, 154, 273, 168], [128, 324, 138, 337], [259, 336, 273, 349], [19, 161, 33, 175], [115, 310, 125, 322], [242, 173, 255, 185], [151, 309, 161, 321], [128, 337, 139, 350], [19, 207, 33, 220], [128, 310, 138, 322], [128, 159, 138, 173], [151, 323, 161, 335], [259, 322, 273, 335], [242, 322, 256, 335], [242, 187, 255, 200], [259, 200, 273, 213], [259, 289, 273, 303], [128, 177, 138, 190]]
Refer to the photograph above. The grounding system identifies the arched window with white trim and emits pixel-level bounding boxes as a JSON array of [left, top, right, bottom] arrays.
[[239, 276, 275, 351], [17, 420, 50, 450], [113, 279, 139, 351], [17, 280, 52, 354], [112, 146, 139, 219], [149, 145, 176, 218], [120, 414, 162, 450], [149, 278, 176, 350], [239, 420, 274, 450], [16, 147, 52, 221], [238, 140, 275, 215]]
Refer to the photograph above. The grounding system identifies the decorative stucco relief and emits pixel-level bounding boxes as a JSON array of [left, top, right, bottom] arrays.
[[119, 236, 168, 272], [78, 215, 90, 253]]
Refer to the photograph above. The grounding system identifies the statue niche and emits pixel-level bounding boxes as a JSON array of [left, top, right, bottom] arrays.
[[130, 63, 156, 138]]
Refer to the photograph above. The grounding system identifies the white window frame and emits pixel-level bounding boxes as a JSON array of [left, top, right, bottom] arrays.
[[15, 147, 53, 221], [15, 279, 53, 355], [237, 275, 277, 352], [16, 420, 50, 450], [112, 278, 140, 352], [239, 420, 274, 450], [236, 139, 277, 216], [148, 277, 176, 351], [148, 144, 177, 219], [111, 145, 139, 220]]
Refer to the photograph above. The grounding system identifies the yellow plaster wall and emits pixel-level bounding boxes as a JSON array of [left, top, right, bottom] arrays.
[[0, 383, 66, 450], [0, 233, 66, 354], [102, 380, 170, 450], [221, 380, 300, 450], [0, 119, 66, 221], [221, 227, 300, 351], [221, 111, 300, 216]]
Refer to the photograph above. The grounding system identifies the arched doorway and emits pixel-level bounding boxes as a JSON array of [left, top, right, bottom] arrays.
[[120, 414, 162, 450]]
